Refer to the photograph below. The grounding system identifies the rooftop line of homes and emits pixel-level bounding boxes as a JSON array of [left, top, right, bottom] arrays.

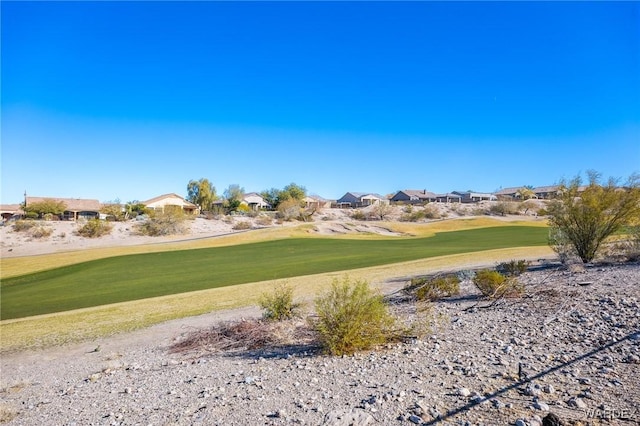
[[0, 185, 569, 221]]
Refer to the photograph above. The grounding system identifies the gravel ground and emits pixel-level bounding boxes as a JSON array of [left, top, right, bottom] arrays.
[[1, 263, 638, 426]]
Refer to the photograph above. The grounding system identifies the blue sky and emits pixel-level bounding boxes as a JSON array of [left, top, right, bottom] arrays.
[[2, 1, 639, 204]]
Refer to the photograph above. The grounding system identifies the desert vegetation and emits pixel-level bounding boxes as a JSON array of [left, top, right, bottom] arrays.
[[547, 171, 640, 263]]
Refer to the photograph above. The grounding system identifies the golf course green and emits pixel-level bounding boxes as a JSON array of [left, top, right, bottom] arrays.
[[1, 226, 548, 320]]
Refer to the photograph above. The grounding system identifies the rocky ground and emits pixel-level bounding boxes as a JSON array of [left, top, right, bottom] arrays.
[[2, 262, 638, 425]]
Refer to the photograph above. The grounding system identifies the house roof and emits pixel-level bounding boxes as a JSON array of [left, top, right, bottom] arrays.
[[532, 185, 560, 193], [25, 196, 101, 212], [143, 193, 197, 208], [494, 187, 525, 196], [0, 204, 22, 213], [397, 190, 438, 199]]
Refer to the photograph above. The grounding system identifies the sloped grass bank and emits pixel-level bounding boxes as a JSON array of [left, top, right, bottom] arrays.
[[1, 226, 548, 320], [1, 246, 554, 353]]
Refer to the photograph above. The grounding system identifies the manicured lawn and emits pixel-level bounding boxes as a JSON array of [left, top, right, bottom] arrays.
[[1, 226, 548, 319]]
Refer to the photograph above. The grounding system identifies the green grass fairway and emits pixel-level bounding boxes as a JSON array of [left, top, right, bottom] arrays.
[[1, 226, 548, 320]]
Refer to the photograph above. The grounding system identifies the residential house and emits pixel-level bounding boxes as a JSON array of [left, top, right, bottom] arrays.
[[494, 187, 526, 200], [452, 191, 497, 203], [533, 185, 561, 199], [242, 192, 270, 211], [303, 195, 332, 210], [336, 192, 389, 208], [24, 196, 101, 220], [143, 193, 199, 214], [0, 204, 22, 221], [390, 190, 437, 204], [434, 193, 462, 203]]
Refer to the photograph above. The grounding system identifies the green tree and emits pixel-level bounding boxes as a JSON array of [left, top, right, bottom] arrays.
[[548, 171, 640, 263], [224, 184, 244, 213], [187, 178, 217, 212], [261, 183, 306, 210], [280, 182, 306, 202], [23, 199, 66, 219]]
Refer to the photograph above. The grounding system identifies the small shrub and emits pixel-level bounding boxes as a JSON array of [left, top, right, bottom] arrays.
[[423, 205, 441, 219], [313, 277, 399, 355], [411, 274, 461, 301], [351, 210, 366, 221], [12, 220, 35, 232], [77, 219, 113, 238], [400, 209, 426, 222], [136, 211, 187, 236], [255, 215, 273, 226], [473, 270, 524, 299], [30, 225, 53, 239], [497, 259, 529, 276], [232, 221, 252, 230], [259, 283, 303, 321]]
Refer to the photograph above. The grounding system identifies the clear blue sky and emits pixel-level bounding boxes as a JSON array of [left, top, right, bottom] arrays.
[[2, 1, 639, 204]]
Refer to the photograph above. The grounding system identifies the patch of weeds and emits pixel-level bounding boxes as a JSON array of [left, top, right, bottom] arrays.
[[30, 225, 53, 239], [12, 220, 35, 232], [136, 211, 187, 236], [77, 219, 113, 238], [232, 221, 252, 230], [259, 283, 303, 321], [0, 403, 17, 423], [496, 259, 529, 276], [473, 270, 524, 299], [410, 274, 461, 301]]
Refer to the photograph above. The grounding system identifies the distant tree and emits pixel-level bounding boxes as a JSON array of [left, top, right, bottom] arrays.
[[372, 202, 393, 220], [125, 201, 147, 218], [281, 183, 306, 202], [261, 183, 306, 210], [518, 187, 536, 200], [547, 171, 640, 263], [224, 184, 245, 213], [23, 199, 66, 219], [261, 188, 281, 209], [187, 178, 218, 212], [101, 199, 125, 221]]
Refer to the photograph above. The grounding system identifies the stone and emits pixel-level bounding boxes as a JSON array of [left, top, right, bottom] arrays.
[[533, 401, 550, 411], [567, 397, 587, 409], [542, 413, 564, 426], [457, 387, 471, 397]]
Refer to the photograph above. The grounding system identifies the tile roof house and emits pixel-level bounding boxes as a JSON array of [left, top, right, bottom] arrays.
[[434, 193, 462, 203], [143, 193, 199, 214], [494, 187, 527, 199], [452, 191, 497, 203], [25, 196, 102, 220], [336, 192, 389, 208], [0, 204, 23, 220], [303, 195, 332, 210], [390, 190, 437, 204], [242, 192, 270, 210], [533, 185, 561, 199]]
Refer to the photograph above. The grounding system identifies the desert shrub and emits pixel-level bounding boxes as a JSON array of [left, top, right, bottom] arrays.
[[276, 199, 302, 221], [136, 210, 187, 236], [259, 283, 303, 321], [30, 225, 53, 239], [490, 201, 521, 216], [351, 210, 367, 221], [473, 270, 524, 299], [497, 259, 529, 276], [547, 172, 640, 263], [548, 227, 577, 264], [313, 277, 399, 355], [232, 220, 252, 230], [255, 215, 273, 226], [537, 208, 548, 216], [411, 274, 461, 301], [77, 219, 113, 238], [423, 205, 442, 219], [12, 220, 35, 232], [400, 207, 426, 222]]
